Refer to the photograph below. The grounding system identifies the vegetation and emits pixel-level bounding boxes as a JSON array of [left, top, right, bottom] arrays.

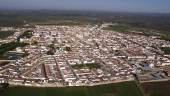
[[3, 52, 29, 60], [64, 46, 72, 51], [0, 81, 142, 96], [160, 34, 170, 41], [0, 16, 24, 27], [47, 44, 56, 55], [0, 83, 9, 94], [104, 24, 130, 32], [0, 11, 170, 39], [0, 10, 170, 34], [0, 31, 15, 39], [47, 50, 55, 55], [141, 80, 170, 96], [18, 30, 33, 39], [161, 47, 170, 55], [0, 12, 102, 27], [32, 41, 38, 45], [103, 24, 159, 37], [0, 42, 28, 59], [71, 63, 101, 69]]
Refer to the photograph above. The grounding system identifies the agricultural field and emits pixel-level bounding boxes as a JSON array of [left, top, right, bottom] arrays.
[[141, 80, 170, 96], [0, 81, 142, 96]]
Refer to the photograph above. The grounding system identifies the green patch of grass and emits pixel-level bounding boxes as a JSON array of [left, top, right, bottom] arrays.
[[0, 81, 142, 96], [141, 80, 170, 96], [103, 24, 159, 37], [160, 35, 170, 41], [0, 31, 15, 39], [103, 25, 130, 33], [161, 47, 170, 55]]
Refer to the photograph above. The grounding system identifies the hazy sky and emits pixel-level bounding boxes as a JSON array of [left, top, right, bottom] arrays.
[[0, 0, 170, 13]]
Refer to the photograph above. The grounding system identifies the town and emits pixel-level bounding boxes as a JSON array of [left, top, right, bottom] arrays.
[[0, 24, 170, 87]]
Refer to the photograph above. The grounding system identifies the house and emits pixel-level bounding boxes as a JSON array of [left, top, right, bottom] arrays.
[[164, 66, 170, 77]]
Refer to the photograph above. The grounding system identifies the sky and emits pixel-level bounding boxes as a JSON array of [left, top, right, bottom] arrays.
[[0, 0, 170, 13]]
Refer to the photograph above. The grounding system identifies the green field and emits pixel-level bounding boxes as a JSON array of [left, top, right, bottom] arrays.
[[160, 35, 170, 41], [0, 31, 15, 39], [161, 47, 170, 55], [103, 25, 130, 33], [141, 80, 170, 96], [0, 81, 142, 96]]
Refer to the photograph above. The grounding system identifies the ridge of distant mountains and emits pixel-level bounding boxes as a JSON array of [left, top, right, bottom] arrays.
[[0, 9, 170, 17]]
